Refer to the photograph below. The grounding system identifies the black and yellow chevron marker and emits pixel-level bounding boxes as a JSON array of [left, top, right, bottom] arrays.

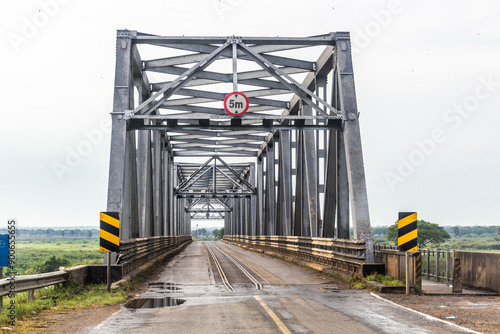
[[100, 212, 120, 253], [415, 253, 422, 289], [398, 212, 417, 252]]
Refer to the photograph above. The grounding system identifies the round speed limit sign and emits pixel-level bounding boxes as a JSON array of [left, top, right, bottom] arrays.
[[223, 92, 249, 116]]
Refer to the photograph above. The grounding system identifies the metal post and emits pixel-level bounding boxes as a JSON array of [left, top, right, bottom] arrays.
[[446, 250, 450, 283], [107, 252, 111, 292], [426, 249, 430, 280], [28, 289, 35, 301], [405, 252, 410, 295], [435, 250, 440, 281]]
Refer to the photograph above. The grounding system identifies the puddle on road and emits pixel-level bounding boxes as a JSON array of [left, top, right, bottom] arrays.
[[125, 297, 186, 309], [148, 282, 182, 290]]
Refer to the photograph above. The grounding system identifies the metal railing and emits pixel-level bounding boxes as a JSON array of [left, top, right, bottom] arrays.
[[0, 270, 68, 304], [374, 244, 454, 283], [421, 249, 453, 283], [118, 235, 192, 274], [224, 235, 367, 274]]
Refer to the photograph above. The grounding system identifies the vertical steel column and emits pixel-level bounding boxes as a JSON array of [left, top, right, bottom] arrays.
[[137, 126, 153, 238], [249, 164, 256, 236], [172, 164, 178, 236], [162, 148, 170, 236], [276, 131, 292, 236], [256, 157, 264, 236], [229, 197, 235, 235], [337, 131, 350, 238], [239, 193, 245, 236], [224, 210, 229, 237], [292, 129, 300, 236], [323, 129, 337, 238], [316, 76, 327, 237], [107, 30, 139, 245], [296, 103, 318, 237], [152, 129, 163, 236], [135, 74, 153, 238], [265, 142, 276, 235], [168, 156, 175, 236], [336, 34, 374, 263]]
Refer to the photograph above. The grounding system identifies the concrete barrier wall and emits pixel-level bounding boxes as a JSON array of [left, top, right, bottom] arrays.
[[455, 251, 500, 292], [67, 265, 123, 286], [380, 249, 418, 285]]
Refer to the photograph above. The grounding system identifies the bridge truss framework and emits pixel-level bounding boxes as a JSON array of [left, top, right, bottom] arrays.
[[107, 30, 375, 263]]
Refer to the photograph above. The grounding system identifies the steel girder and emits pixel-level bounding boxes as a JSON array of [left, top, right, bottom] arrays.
[[106, 31, 374, 264]]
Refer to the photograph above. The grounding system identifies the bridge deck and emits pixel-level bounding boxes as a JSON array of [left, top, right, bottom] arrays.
[[91, 242, 471, 333]]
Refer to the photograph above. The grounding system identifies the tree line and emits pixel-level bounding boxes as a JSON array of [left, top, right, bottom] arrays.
[[0, 228, 98, 238], [372, 225, 500, 239]]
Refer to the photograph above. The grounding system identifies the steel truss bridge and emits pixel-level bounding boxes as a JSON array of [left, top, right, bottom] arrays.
[[107, 30, 375, 271]]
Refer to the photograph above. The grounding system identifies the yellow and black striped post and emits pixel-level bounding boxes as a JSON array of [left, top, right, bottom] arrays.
[[100, 212, 120, 253], [414, 252, 422, 291], [452, 257, 462, 293], [398, 212, 417, 252]]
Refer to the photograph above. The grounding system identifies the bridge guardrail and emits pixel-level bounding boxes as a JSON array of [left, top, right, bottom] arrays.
[[224, 235, 368, 274], [118, 235, 192, 274], [0, 270, 68, 304]]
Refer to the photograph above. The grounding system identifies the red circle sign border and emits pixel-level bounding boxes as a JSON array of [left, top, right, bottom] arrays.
[[223, 91, 249, 117]]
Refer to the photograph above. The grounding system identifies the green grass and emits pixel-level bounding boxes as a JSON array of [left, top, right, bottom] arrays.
[[8, 238, 102, 276], [365, 273, 405, 286], [0, 284, 127, 328], [348, 273, 368, 289]]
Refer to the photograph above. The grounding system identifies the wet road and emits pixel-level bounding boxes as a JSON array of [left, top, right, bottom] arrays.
[[86, 241, 473, 334]]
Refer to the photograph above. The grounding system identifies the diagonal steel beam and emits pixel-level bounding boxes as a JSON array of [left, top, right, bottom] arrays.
[[215, 166, 247, 191], [175, 157, 214, 192], [215, 156, 256, 193], [131, 42, 230, 116], [238, 42, 340, 118]]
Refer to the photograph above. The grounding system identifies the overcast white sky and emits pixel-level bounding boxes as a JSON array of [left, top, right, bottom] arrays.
[[1, 0, 499, 229]]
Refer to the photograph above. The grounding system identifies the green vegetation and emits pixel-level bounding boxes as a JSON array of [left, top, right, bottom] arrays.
[[348, 273, 367, 289], [373, 225, 500, 250], [218, 228, 224, 240], [422, 237, 500, 252], [386, 220, 451, 248], [365, 274, 405, 286], [6, 238, 102, 276], [0, 284, 127, 329], [212, 229, 219, 239], [191, 227, 223, 240], [0, 228, 98, 239]]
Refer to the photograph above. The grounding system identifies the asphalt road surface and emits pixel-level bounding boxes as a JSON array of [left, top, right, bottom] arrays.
[[86, 242, 474, 334]]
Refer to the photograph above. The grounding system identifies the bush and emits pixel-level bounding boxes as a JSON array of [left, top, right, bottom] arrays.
[[37, 255, 70, 273]]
